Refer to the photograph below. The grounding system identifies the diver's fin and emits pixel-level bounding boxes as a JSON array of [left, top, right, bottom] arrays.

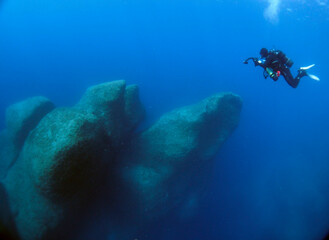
[[300, 64, 315, 70], [308, 74, 320, 81], [299, 64, 319, 81]]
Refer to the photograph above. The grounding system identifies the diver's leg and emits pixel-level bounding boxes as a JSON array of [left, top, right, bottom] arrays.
[[281, 68, 299, 88]]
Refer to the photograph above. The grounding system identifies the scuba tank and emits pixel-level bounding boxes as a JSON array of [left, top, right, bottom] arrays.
[[266, 68, 280, 80], [266, 67, 275, 77]]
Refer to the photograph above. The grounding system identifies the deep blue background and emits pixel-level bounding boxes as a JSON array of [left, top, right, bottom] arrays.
[[0, 0, 329, 239]]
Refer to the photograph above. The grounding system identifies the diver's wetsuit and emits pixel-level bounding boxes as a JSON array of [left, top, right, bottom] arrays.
[[245, 50, 305, 88]]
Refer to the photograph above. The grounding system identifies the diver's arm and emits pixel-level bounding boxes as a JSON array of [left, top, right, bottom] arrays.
[[243, 57, 256, 64], [243, 57, 265, 68]]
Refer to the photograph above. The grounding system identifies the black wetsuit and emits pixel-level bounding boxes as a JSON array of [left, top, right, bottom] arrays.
[[245, 50, 305, 88]]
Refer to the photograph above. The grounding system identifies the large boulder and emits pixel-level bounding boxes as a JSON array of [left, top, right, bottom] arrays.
[[26, 108, 106, 201], [76, 80, 145, 146], [0, 97, 55, 179], [3, 159, 64, 240], [5, 96, 55, 149], [3, 106, 107, 240], [0, 81, 242, 240], [1, 80, 146, 240], [115, 92, 242, 225]]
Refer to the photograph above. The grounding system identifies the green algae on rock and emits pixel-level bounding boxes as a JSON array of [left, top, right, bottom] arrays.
[[0, 80, 242, 240]]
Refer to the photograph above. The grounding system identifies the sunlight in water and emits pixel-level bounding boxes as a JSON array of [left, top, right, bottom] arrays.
[[264, 0, 281, 23]]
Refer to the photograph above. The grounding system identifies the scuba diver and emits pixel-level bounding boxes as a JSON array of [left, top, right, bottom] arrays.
[[244, 48, 319, 88]]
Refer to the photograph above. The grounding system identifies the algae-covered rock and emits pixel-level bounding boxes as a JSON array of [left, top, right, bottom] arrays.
[[3, 106, 107, 240], [5, 96, 55, 148], [0, 182, 18, 240], [117, 92, 242, 223], [0, 80, 242, 240], [26, 108, 105, 201], [124, 84, 146, 130], [136, 92, 241, 162], [4, 157, 65, 240], [76, 80, 126, 114], [0, 130, 16, 179], [1, 80, 147, 240], [0, 97, 55, 180], [76, 80, 145, 146]]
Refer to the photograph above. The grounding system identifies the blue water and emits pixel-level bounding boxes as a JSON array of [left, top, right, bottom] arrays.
[[1, 0, 329, 239]]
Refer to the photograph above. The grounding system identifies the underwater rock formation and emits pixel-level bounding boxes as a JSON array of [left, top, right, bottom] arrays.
[[0, 80, 242, 240], [116, 93, 242, 224], [0, 97, 55, 179]]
